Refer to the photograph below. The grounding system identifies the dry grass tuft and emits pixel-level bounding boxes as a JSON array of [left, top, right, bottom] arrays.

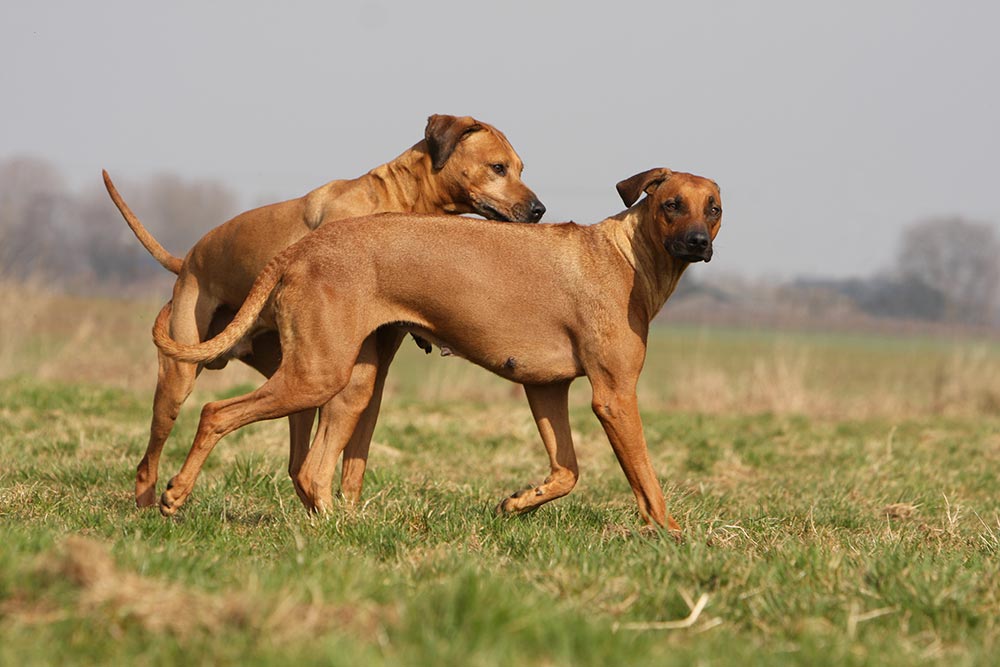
[[4, 536, 387, 641], [976, 513, 1000, 553], [746, 350, 814, 415], [929, 346, 1000, 416], [657, 367, 735, 414], [656, 348, 837, 417], [881, 503, 919, 520], [0, 281, 271, 393], [600, 523, 632, 543], [0, 279, 57, 377], [3, 281, 999, 420], [708, 454, 758, 491]]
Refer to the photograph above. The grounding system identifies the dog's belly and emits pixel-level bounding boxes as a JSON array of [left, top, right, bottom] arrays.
[[400, 325, 583, 384]]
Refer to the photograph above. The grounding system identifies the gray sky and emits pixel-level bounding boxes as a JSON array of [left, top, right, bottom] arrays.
[[2, 0, 998, 279]]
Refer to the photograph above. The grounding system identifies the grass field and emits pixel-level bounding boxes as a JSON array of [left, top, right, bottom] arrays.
[[1, 283, 999, 666]]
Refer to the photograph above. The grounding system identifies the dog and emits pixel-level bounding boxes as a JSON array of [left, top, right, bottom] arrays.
[[104, 114, 545, 509], [151, 168, 722, 530]]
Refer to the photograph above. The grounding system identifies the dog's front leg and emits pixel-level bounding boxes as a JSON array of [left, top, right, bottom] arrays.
[[589, 378, 680, 532]]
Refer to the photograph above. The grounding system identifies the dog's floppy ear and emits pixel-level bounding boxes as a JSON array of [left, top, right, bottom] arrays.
[[616, 168, 674, 207], [425, 114, 484, 171]]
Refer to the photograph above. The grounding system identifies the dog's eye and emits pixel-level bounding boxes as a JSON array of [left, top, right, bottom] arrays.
[[710, 206, 722, 216], [491, 163, 507, 176], [662, 200, 678, 211]]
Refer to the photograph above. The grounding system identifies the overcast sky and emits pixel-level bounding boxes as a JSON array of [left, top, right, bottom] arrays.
[[2, 1, 998, 279]]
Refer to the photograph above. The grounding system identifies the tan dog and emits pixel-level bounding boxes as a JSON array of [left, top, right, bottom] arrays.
[[151, 168, 722, 530], [105, 114, 545, 509]]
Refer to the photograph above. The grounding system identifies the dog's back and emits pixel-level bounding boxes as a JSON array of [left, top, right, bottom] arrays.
[[276, 213, 629, 382]]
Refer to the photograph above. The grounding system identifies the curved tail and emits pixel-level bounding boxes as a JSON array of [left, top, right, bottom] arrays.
[[102, 170, 184, 274], [152, 255, 287, 363]]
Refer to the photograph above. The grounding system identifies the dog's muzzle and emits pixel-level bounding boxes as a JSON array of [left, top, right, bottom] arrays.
[[505, 197, 546, 223], [474, 197, 546, 224], [665, 230, 713, 263], [525, 199, 546, 223]]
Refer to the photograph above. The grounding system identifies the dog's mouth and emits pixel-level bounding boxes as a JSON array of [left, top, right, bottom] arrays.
[[469, 192, 548, 223], [473, 200, 513, 222], [665, 240, 713, 263]]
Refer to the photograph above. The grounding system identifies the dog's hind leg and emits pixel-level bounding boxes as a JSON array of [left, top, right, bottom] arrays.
[[296, 334, 381, 512], [338, 327, 405, 504], [497, 380, 579, 516], [159, 284, 369, 516], [135, 279, 215, 507], [287, 409, 318, 505], [159, 360, 351, 516], [135, 354, 200, 507], [241, 331, 318, 509]]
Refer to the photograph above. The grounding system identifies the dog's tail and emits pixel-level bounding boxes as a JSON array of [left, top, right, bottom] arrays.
[[152, 252, 286, 364], [102, 170, 184, 275]]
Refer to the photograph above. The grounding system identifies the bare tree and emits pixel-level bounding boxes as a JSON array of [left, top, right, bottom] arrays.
[[0, 156, 71, 279], [128, 173, 240, 257], [77, 184, 155, 285], [0, 155, 241, 293], [896, 217, 1000, 325], [0, 156, 65, 213]]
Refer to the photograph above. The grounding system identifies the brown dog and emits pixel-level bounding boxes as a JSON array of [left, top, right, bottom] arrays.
[[105, 114, 545, 509], [151, 168, 722, 530]]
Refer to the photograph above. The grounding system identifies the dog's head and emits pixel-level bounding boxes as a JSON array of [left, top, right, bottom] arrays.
[[424, 114, 545, 223], [616, 168, 722, 263]]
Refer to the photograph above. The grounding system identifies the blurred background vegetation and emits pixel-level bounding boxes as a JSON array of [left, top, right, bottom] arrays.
[[2, 154, 998, 332]]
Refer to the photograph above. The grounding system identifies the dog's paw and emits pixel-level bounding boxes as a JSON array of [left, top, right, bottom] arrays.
[[159, 480, 186, 517], [635, 523, 684, 544], [494, 485, 540, 516], [309, 494, 335, 515], [159, 498, 178, 517], [494, 497, 514, 516], [135, 484, 158, 509]]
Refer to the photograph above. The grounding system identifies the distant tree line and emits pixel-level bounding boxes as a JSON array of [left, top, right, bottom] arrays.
[[0, 155, 238, 293], [795, 217, 1000, 326]]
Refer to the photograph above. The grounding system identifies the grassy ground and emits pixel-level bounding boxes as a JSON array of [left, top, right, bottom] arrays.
[[1, 284, 999, 665]]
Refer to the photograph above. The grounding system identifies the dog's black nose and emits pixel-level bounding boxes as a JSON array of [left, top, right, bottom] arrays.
[[685, 230, 711, 252], [528, 200, 546, 222]]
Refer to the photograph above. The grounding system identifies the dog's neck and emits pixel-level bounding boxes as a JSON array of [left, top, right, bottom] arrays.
[[363, 142, 462, 215], [602, 204, 689, 324]]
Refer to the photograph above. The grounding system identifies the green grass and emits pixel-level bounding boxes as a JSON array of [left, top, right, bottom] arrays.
[[2, 327, 1000, 666]]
